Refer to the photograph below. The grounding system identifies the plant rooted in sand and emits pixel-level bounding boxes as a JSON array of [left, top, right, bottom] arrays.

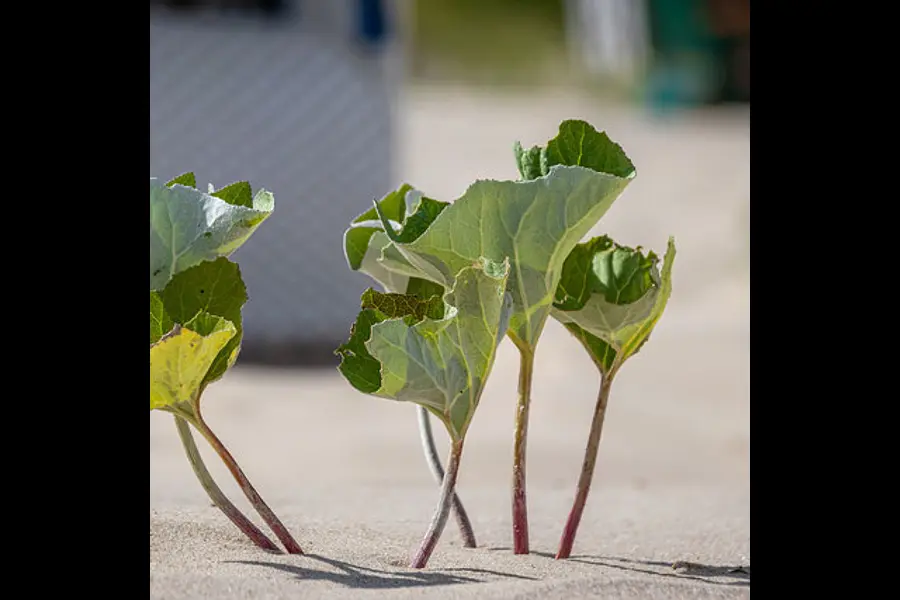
[[550, 235, 676, 558], [335, 260, 513, 568], [370, 120, 636, 554], [343, 185, 478, 549], [149, 173, 302, 554]]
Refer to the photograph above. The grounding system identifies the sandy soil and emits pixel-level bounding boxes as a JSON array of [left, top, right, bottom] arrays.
[[150, 84, 750, 599]]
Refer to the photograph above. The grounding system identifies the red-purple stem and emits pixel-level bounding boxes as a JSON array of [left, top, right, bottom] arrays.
[[511, 343, 534, 555], [193, 413, 304, 554], [174, 415, 281, 553], [556, 373, 614, 559]]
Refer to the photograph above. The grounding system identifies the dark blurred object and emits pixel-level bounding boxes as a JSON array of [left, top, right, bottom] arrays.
[[149, 0, 287, 17], [357, 0, 388, 46], [645, 0, 748, 112], [705, 0, 749, 103]]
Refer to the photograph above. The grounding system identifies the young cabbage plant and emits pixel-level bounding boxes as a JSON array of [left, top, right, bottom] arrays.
[[363, 120, 636, 554], [343, 185, 478, 549], [149, 174, 302, 554], [550, 235, 676, 559], [335, 259, 513, 568]]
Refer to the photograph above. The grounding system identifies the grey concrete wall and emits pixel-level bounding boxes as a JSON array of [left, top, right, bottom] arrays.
[[150, 2, 402, 362]]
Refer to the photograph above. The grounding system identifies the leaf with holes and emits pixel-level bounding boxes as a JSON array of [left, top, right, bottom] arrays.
[[150, 174, 274, 290]]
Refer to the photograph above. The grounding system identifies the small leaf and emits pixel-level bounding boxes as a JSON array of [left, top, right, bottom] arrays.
[[336, 259, 513, 440], [159, 257, 248, 385], [344, 184, 448, 295], [150, 178, 274, 290], [543, 120, 636, 179], [513, 142, 543, 181], [166, 172, 197, 188], [552, 237, 675, 374], [211, 181, 254, 208], [150, 314, 237, 413], [150, 291, 175, 344], [361, 289, 445, 322]]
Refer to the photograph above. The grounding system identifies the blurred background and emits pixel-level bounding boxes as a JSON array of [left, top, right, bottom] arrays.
[[149, 0, 749, 367]]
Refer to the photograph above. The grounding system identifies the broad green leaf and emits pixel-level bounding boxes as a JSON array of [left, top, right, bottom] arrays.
[[368, 120, 636, 348], [149, 313, 236, 413], [552, 237, 676, 374], [376, 168, 633, 347], [150, 177, 274, 290], [336, 259, 513, 440], [150, 291, 175, 344], [158, 257, 248, 385]]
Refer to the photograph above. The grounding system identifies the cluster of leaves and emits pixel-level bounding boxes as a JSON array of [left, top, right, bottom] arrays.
[[336, 119, 676, 567], [150, 173, 273, 419], [150, 174, 302, 554]]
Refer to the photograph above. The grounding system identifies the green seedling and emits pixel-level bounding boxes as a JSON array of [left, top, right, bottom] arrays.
[[343, 185, 478, 549], [149, 174, 302, 554], [335, 260, 513, 568], [353, 120, 635, 554], [550, 235, 676, 558]]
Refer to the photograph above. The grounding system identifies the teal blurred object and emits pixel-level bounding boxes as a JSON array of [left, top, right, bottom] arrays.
[[645, 0, 721, 113]]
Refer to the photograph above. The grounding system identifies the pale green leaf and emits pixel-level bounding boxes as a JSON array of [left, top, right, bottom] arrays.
[[336, 259, 512, 440], [149, 314, 237, 413], [150, 177, 274, 290], [379, 167, 633, 347]]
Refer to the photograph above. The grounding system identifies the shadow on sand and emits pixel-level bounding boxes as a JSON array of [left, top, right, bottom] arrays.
[[486, 547, 750, 588], [230, 553, 539, 589]]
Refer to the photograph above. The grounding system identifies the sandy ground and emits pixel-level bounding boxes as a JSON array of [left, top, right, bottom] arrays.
[[150, 84, 750, 599]]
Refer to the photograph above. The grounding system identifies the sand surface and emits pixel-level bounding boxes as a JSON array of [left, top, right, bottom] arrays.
[[150, 84, 750, 599]]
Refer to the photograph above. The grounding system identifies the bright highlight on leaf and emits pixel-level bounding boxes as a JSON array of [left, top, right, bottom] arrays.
[[149, 314, 237, 413], [150, 174, 274, 290], [337, 258, 512, 441]]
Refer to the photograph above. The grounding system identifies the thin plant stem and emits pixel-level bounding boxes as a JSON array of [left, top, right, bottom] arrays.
[[555, 372, 615, 559], [174, 415, 281, 553], [511, 338, 534, 555], [410, 438, 466, 569], [417, 407, 477, 548], [192, 412, 304, 554]]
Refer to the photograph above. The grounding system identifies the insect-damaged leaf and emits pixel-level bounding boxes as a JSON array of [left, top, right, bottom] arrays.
[[158, 257, 248, 386], [150, 313, 237, 413], [150, 176, 274, 290], [336, 259, 512, 441]]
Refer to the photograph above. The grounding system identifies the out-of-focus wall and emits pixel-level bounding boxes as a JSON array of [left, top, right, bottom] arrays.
[[150, 1, 403, 362]]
